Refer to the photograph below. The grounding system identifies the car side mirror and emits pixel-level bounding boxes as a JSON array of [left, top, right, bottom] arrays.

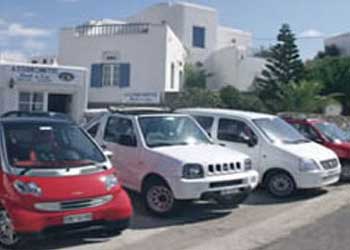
[[119, 135, 137, 147], [104, 150, 114, 160], [313, 137, 324, 144], [247, 136, 258, 147]]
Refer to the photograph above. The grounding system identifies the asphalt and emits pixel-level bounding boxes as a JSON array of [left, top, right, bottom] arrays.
[[10, 183, 350, 250]]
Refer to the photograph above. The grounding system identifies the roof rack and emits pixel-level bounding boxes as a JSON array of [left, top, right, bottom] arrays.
[[107, 106, 172, 115], [1, 111, 72, 121]]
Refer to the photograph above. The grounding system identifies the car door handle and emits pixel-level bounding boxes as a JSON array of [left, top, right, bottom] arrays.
[[101, 144, 107, 149], [219, 143, 226, 147]]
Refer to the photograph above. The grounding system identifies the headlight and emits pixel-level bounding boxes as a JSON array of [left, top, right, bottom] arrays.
[[183, 164, 204, 179], [13, 181, 42, 197], [244, 159, 253, 171], [299, 159, 320, 172], [104, 174, 119, 190]]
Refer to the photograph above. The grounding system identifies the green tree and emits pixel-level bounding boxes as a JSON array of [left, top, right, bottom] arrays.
[[184, 63, 212, 90], [219, 86, 267, 112], [315, 44, 341, 59], [277, 81, 336, 113], [255, 24, 304, 112], [166, 88, 222, 109], [306, 57, 350, 114]]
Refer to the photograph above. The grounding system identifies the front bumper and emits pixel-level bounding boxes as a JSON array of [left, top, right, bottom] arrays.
[[296, 168, 341, 189], [6, 189, 132, 234], [169, 170, 259, 200]]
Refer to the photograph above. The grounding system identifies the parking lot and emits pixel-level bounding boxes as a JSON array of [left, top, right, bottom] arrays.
[[16, 182, 350, 250]]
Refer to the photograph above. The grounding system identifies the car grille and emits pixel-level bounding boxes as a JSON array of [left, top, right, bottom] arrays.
[[34, 195, 113, 212], [209, 179, 244, 188], [207, 162, 243, 175], [321, 159, 338, 170]]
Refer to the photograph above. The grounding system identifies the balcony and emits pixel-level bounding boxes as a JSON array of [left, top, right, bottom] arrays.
[[75, 23, 150, 37]]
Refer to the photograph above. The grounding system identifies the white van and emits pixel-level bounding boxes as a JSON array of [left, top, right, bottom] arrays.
[[178, 108, 341, 197], [84, 108, 259, 216]]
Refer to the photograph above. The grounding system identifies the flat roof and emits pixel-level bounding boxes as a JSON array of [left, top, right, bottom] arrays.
[[178, 108, 276, 120]]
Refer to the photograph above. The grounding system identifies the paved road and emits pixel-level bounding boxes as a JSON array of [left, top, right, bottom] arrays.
[[257, 204, 350, 250], [18, 183, 350, 250]]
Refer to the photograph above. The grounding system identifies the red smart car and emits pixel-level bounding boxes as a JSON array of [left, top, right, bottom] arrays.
[[0, 116, 132, 248], [284, 117, 350, 180]]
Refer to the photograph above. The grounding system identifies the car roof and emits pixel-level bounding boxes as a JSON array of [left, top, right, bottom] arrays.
[[0, 117, 74, 125], [177, 108, 276, 120]]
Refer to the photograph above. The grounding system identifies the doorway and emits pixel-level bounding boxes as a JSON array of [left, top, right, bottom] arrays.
[[48, 94, 72, 114]]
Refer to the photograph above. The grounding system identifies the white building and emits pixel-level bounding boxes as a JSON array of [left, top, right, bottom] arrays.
[[0, 61, 88, 122], [58, 2, 264, 107], [325, 33, 350, 56]]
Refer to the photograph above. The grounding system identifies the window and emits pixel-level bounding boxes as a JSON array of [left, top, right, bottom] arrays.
[[292, 124, 320, 141], [193, 26, 205, 48], [179, 70, 183, 87], [194, 116, 214, 135], [19, 92, 44, 112], [90, 63, 130, 88], [104, 117, 137, 147], [87, 123, 100, 138], [218, 119, 255, 143], [170, 63, 175, 89]]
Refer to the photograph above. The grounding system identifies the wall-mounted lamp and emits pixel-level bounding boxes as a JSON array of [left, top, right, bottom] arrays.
[[9, 78, 15, 89]]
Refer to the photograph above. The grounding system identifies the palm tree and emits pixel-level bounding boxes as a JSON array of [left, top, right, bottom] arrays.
[[277, 81, 341, 113]]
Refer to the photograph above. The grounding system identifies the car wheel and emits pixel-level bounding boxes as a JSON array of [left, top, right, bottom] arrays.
[[216, 192, 250, 208], [266, 171, 296, 198], [341, 162, 350, 181], [0, 208, 22, 249], [143, 180, 178, 217]]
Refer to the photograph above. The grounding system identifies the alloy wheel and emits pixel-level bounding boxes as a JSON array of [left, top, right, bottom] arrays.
[[0, 209, 19, 247], [146, 185, 174, 214]]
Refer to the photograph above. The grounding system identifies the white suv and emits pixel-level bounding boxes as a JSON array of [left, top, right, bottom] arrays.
[[178, 108, 341, 198], [85, 108, 258, 216]]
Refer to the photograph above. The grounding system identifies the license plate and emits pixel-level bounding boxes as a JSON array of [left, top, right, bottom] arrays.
[[220, 188, 240, 196], [63, 213, 93, 225]]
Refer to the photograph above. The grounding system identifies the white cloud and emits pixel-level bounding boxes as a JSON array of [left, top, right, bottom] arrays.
[[299, 29, 324, 39], [22, 39, 46, 51], [6, 23, 51, 38], [0, 50, 27, 62]]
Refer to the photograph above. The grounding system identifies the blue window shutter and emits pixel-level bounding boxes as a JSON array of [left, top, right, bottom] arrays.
[[119, 63, 130, 88], [193, 26, 205, 48], [90, 64, 103, 88]]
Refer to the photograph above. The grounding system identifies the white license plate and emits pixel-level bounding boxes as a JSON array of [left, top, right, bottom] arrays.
[[220, 188, 240, 196], [63, 213, 93, 225]]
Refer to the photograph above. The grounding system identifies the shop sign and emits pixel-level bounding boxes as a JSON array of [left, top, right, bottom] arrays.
[[11, 65, 78, 85], [122, 92, 160, 104]]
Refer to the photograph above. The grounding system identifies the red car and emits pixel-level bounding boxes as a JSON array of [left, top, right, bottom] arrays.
[[0, 116, 132, 248], [284, 117, 350, 180]]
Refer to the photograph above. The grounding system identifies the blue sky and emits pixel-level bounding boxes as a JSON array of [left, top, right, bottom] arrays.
[[0, 0, 349, 61]]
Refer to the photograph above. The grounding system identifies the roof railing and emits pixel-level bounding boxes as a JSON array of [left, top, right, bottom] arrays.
[[75, 23, 150, 37]]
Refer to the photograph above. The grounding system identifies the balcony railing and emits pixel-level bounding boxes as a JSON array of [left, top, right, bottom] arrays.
[[75, 23, 150, 37]]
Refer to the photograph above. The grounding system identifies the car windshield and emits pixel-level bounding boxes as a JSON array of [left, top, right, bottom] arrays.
[[138, 116, 211, 148], [3, 122, 105, 168], [314, 122, 348, 142], [253, 117, 308, 144]]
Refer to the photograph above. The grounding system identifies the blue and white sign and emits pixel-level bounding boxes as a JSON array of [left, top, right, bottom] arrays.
[[11, 65, 78, 85], [122, 92, 160, 104]]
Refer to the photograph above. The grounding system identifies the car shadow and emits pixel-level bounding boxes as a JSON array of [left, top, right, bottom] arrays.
[[128, 191, 232, 230], [245, 187, 328, 206], [22, 228, 118, 250]]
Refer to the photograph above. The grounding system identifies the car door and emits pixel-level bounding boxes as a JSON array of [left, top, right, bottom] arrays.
[[102, 116, 140, 189], [214, 117, 261, 170]]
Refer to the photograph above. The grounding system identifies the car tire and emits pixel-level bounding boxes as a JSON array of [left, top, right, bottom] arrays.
[[265, 171, 296, 198], [216, 192, 250, 208], [340, 161, 350, 181], [143, 179, 178, 217], [0, 208, 23, 250]]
